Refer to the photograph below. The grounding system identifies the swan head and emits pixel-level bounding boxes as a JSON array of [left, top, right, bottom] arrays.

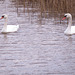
[[0, 14, 8, 19], [62, 13, 72, 20]]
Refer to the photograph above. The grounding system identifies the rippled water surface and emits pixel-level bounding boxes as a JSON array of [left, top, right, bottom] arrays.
[[0, 0, 75, 75]]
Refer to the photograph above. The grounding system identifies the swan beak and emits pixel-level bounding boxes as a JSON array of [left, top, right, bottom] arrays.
[[62, 17, 66, 20], [0, 16, 4, 20], [0, 17, 3, 20]]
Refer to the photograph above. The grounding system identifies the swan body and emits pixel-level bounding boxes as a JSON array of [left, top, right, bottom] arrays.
[[64, 26, 75, 35], [1, 25, 19, 33], [62, 13, 75, 35], [0, 14, 19, 33]]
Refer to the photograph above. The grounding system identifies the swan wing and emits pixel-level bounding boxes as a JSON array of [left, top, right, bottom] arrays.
[[1, 25, 19, 33], [7, 25, 19, 32], [71, 26, 75, 34]]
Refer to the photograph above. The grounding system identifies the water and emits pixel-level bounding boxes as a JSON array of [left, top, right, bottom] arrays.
[[0, 0, 75, 75]]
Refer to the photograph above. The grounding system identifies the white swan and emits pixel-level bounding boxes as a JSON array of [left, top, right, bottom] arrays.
[[62, 13, 75, 35], [0, 14, 19, 33]]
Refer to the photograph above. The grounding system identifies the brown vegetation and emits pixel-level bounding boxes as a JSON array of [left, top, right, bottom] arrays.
[[12, 0, 75, 14]]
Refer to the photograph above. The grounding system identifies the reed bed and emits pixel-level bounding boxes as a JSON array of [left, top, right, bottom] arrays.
[[11, 0, 75, 19], [12, 0, 75, 13]]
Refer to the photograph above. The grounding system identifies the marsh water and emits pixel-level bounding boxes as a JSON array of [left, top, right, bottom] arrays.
[[0, 0, 75, 75]]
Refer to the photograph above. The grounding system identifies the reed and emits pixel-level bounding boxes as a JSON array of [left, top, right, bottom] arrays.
[[12, 0, 75, 14]]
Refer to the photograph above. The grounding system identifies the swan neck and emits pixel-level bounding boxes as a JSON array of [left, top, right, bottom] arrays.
[[4, 18, 8, 27], [68, 16, 72, 27], [64, 14, 72, 35]]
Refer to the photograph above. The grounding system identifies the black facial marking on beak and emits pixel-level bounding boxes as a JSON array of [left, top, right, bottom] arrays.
[[2, 16, 4, 18], [64, 15, 67, 17]]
